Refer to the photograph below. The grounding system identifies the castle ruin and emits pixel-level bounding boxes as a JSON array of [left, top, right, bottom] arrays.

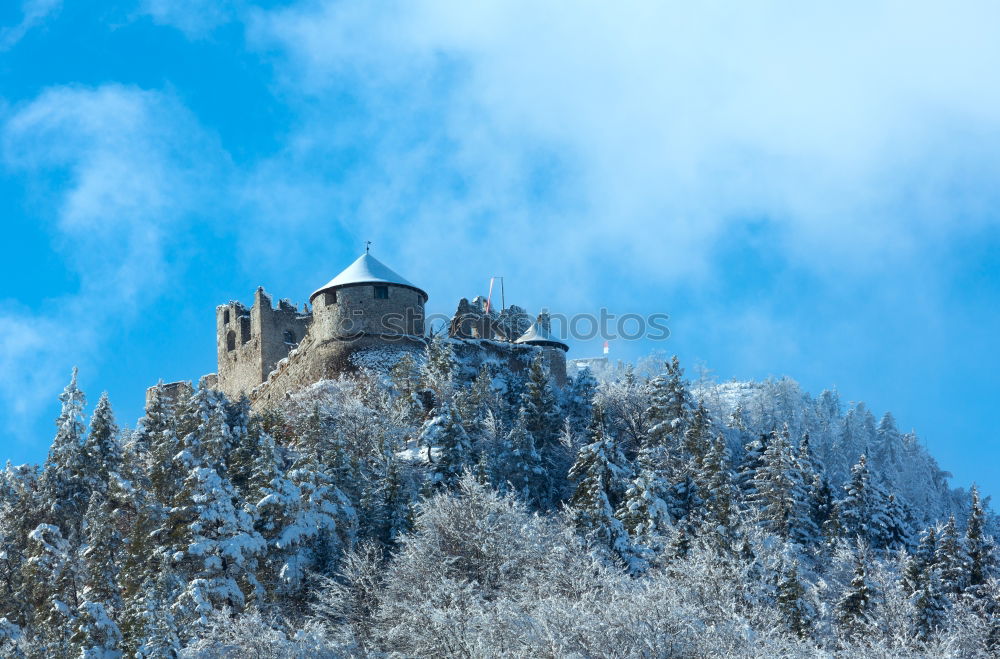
[[184, 253, 569, 409]]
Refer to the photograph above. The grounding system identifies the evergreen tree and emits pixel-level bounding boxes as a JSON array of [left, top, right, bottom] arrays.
[[563, 367, 598, 432], [644, 356, 692, 461], [832, 454, 896, 551], [682, 401, 713, 468], [503, 410, 545, 505], [568, 408, 633, 565], [24, 523, 81, 654], [737, 432, 770, 499], [616, 462, 671, 556], [82, 392, 121, 493], [911, 566, 948, 643], [80, 488, 123, 615], [749, 426, 812, 543], [418, 402, 472, 490], [520, 354, 562, 452], [836, 543, 876, 639], [70, 600, 122, 658], [776, 560, 812, 638], [696, 433, 738, 544], [904, 526, 938, 596], [41, 369, 89, 543], [965, 485, 996, 595], [935, 516, 967, 596], [389, 352, 424, 423]]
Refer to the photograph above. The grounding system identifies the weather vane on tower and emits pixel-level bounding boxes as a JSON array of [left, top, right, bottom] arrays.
[[366, 240, 372, 254]]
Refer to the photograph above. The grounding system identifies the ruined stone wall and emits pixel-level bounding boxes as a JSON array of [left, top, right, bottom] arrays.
[[217, 300, 262, 400], [144, 380, 193, 408], [216, 288, 312, 401], [311, 283, 424, 341], [254, 290, 311, 385]]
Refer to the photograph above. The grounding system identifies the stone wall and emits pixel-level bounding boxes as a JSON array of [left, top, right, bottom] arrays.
[[249, 334, 425, 411], [216, 288, 312, 400]]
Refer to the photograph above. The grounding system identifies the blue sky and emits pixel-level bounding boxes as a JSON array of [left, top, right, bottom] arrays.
[[1, 1, 999, 501]]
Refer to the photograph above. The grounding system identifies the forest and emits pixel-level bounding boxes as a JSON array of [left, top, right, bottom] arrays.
[[0, 339, 996, 657]]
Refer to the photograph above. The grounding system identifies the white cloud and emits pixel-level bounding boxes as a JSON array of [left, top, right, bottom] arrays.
[[246, 0, 1000, 307], [0, 0, 61, 50], [137, 0, 237, 37], [0, 84, 225, 441]]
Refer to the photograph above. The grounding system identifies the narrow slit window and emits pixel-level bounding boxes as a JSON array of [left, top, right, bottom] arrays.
[[223, 309, 230, 324], [374, 285, 389, 300], [226, 330, 236, 352]]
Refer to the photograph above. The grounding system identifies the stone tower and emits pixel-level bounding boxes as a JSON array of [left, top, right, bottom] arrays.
[[514, 312, 569, 386], [309, 252, 427, 342]]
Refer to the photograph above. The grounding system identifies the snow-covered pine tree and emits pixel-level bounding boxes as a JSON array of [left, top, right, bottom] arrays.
[[776, 560, 812, 638], [40, 369, 89, 544], [831, 454, 898, 551], [737, 431, 770, 500], [520, 354, 562, 453], [615, 450, 671, 558], [749, 425, 811, 543], [935, 516, 968, 596], [159, 384, 265, 636], [682, 401, 712, 469], [502, 409, 545, 505], [568, 407, 633, 566], [644, 356, 692, 460], [562, 366, 597, 433], [911, 565, 948, 644], [0, 464, 40, 630], [836, 541, 877, 640], [418, 402, 473, 490], [456, 366, 495, 437], [389, 352, 425, 424], [82, 392, 121, 495], [792, 433, 823, 546], [70, 599, 122, 658], [696, 433, 738, 546], [964, 485, 996, 597], [904, 526, 938, 596], [80, 487, 123, 616], [24, 523, 81, 654]]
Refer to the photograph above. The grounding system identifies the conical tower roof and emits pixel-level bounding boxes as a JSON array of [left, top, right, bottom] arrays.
[[310, 253, 427, 302], [515, 313, 569, 352]]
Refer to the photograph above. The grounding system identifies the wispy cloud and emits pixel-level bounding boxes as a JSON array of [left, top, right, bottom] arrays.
[[0, 84, 226, 439], [0, 0, 61, 50], [137, 0, 238, 37]]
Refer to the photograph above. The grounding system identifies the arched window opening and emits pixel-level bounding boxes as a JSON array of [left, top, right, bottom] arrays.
[[226, 330, 236, 352]]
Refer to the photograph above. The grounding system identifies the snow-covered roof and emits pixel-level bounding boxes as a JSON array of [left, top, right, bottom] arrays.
[[514, 318, 569, 351], [310, 253, 427, 302]]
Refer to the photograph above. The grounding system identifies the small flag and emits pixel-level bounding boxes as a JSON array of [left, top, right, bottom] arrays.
[[603, 340, 609, 355], [484, 277, 495, 314]]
